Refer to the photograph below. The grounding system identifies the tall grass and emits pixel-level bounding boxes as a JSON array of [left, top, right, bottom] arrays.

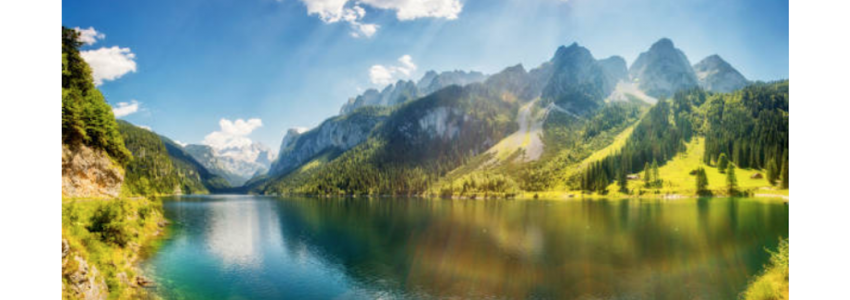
[[62, 198, 165, 299], [742, 237, 789, 300]]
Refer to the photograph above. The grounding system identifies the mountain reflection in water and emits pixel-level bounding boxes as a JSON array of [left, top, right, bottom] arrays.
[[143, 195, 788, 300]]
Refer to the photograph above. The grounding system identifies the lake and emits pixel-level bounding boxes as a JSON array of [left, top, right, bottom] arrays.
[[141, 195, 788, 299]]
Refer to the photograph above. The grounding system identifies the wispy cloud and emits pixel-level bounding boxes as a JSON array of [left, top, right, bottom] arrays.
[[292, 0, 462, 37], [111, 100, 140, 118], [369, 54, 417, 85], [73, 27, 105, 45]]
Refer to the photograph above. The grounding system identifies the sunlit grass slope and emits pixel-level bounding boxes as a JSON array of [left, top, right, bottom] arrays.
[[603, 137, 787, 197]]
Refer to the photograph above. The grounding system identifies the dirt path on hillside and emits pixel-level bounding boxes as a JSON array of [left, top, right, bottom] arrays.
[[483, 99, 546, 165]]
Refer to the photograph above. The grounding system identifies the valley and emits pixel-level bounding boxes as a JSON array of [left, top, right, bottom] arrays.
[[60, 24, 788, 300]]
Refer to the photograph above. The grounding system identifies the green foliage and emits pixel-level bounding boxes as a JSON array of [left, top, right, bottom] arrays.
[[259, 80, 788, 198], [527, 99, 646, 191], [780, 152, 789, 189], [703, 81, 789, 170], [61, 27, 131, 164], [766, 159, 779, 186], [63, 198, 164, 299], [579, 96, 687, 192], [87, 200, 133, 247], [726, 164, 738, 194], [617, 168, 628, 193], [742, 237, 789, 300], [694, 167, 709, 195], [718, 153, 729, 173], [261, 84, 521, 196], [118, 121, 227, 196], [160, 136, 231, 192], [651, 160, 661, 188], [578, 82, 789, 196], [441, 173, 521, 198]]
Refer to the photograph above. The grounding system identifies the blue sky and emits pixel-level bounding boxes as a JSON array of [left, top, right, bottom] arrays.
[[63, 0, 789, 150]]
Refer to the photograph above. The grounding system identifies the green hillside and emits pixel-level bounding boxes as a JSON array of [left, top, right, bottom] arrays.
[[577, 81, 789, 197], [255, 81, 787, 199], [258, 83, 522, 195], [61, 27, 131, 164], [117, 120, 230, 196]]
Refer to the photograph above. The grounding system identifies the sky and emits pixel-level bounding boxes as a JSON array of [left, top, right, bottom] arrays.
[[62, 0, 789, 150]]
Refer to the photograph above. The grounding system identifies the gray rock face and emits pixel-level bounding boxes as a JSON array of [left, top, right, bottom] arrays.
[[598, 55, 629, 85], [693, 54, 749, 93], [207, 142, 274, 183], [62, 143, 123, 198], [269, 109, 388, 176], [184, 144, 249, 186], [418, 70, 488, 95], [340, 70, 487, 115], [482, 64, 537, 101], [629, 38, 699, 99], [542, 43, 615, 114], [62, 240, 108, 300], [340, 80, 419, 115]]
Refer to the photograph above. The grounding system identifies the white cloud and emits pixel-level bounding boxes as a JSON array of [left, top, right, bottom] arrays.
[[369, 65, 394, 86], [294, 0, 461, 37], [73, 27, 105, 45], [369, 55, 417, 85], [300, 0, 350, 22], [359, 0, 462, 20], [203, 118, 263, 150], [138, 125, 152, 131], [80, 46, 137, 86], [112, 100, 140, 118], [350, 22, 379, 38], [174, 140, 188, 147]]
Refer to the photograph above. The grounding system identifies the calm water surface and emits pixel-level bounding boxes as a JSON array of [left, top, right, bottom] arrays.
[[142, 195, 788, 299]]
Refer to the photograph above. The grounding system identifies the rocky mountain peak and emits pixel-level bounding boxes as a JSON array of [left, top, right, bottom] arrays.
[[542, 42, 614, 114], [340, 69, 487, 115], [649, 37, 675, 51], [693, 54, 749, 93], [629, 38, 699, 98], [598, 55, 629, 85]]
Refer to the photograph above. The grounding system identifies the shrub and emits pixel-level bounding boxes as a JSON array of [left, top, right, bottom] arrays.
[[742, 237, 789, 300], [88, 200, 133, 247]]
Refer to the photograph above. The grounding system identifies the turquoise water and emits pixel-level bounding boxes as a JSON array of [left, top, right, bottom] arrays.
[[142, 195, 788, 299]]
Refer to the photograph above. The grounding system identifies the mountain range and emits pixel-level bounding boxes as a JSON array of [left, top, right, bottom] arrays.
[[184, 142, 275, 186], [64, 35, 779, 199], [239, 37, 784, 197], [261, 39, 746, 176]]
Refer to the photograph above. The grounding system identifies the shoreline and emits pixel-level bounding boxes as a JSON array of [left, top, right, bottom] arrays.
[[61, 196, 170, 299], [241, 190, 789, 202]]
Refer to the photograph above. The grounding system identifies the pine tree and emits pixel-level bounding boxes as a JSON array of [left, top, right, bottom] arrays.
[[618, 169, 628, 194], [597, 171, 609, 194], [718, 153, 729, 173], [726, 163, 738, 195], [695, 168, 709, 195], [780, 152, 789, 189], [651, 160, 660, 188], [644, 162, 651, 188], [766, 158, 779, 186]]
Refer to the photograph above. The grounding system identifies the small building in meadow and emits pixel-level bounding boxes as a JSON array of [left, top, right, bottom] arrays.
[[750, 173, 763, 179]]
